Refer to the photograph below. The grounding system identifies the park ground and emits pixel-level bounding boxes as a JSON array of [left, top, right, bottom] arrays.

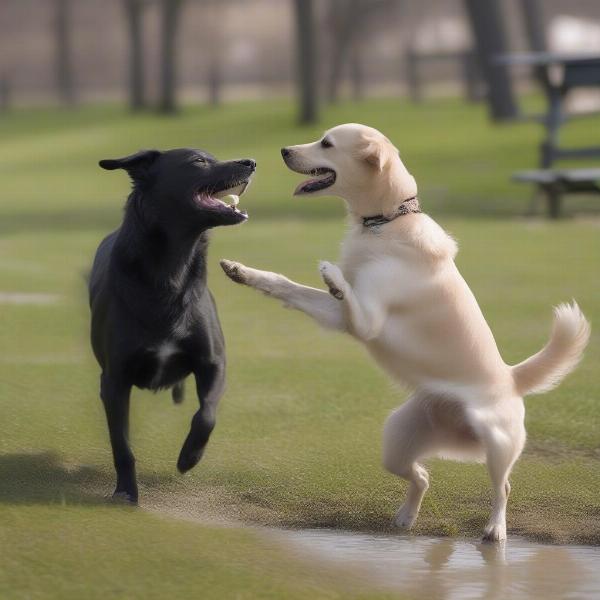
[[0, 98, 599, 599]]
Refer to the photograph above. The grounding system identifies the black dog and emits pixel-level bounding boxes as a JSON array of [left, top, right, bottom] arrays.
[[89, 148, 255, 503]]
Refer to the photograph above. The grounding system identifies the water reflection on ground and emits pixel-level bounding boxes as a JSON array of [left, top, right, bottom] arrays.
[[272, 529, 600, 599]]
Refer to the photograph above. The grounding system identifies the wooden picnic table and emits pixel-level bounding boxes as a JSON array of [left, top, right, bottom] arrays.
[[497, 52, 600, 217]]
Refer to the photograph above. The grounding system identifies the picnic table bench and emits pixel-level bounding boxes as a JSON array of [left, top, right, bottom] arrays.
[[498, 52, 600, 217], [512, 168, 600, 219]]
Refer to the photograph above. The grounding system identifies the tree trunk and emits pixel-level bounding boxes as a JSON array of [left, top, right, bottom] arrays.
[[519, 0, 548, 85], [208, 59, 222, 107], [520, 0, 547, 52], [0, 76, 11, 112], [206, 0, 223, 107], [326, 0, 360, 103], [326, 0, 345, 103], [327, 0, 398, 103], [54, 0, 76, 106], [463, 0, 518, 121], [159, 0, 184, 114], [123, 0, 146, 111], [405, 48, 422, 103], [350, 36, 365, 101], [293, 0, 318, 124]]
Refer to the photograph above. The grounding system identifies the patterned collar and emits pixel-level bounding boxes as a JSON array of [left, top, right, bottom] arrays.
[[362, 196, 421, 230]]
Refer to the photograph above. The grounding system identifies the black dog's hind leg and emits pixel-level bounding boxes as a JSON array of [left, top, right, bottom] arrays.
[[172, 380, 185, 404], [177, 362, 225, 473], [100, 374, 138, 503]]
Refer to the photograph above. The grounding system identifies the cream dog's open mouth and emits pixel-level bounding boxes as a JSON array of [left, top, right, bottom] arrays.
[[291, 167, 337, 195]]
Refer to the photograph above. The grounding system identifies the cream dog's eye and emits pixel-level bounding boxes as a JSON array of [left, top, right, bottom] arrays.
[[321, 138, 333, 149]]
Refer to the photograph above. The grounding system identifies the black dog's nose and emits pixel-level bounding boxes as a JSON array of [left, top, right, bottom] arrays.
[[281, 147, 291, 159], [237, 158, 256, 170]]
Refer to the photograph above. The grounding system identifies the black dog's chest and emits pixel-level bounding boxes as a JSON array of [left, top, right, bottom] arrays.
[[131, 342, 192, 390]]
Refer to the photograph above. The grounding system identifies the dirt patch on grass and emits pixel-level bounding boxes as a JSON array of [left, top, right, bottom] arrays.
[[524, 440, 600, 462], [14, 451, 594, 546], [143, 484, 284, 528], [140, 475, 600, 547], [0, 292, 61, 305]]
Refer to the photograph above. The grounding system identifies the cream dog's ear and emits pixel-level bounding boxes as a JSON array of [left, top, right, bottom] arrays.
[[358, 134, 398, 172]]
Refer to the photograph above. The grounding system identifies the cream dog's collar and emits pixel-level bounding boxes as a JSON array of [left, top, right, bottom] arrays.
[[362, 196, 421, 230]]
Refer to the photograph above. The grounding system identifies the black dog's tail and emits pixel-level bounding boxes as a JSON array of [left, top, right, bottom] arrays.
[[172, 381, 185, 404]]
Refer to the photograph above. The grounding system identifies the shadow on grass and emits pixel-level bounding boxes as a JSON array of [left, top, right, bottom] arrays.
[[0, 451, 171, 507]]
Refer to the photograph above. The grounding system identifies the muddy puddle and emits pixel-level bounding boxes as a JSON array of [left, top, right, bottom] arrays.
[[268, 528, 600, 599]]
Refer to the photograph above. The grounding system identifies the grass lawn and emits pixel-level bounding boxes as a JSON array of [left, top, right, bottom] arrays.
[[0, 98, 599, 599]]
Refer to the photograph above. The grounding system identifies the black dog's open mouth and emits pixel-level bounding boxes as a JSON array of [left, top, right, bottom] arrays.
[[291, 167, 337, 195], [194, 179, 250, 219]]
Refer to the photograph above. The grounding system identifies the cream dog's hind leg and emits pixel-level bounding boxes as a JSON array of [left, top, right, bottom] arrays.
[[220, 259, 345, 331], [479, 417, 525, 542], [382, 396, 435, 529]]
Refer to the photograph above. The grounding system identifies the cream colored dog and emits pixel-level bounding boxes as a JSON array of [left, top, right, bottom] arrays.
[[220, 123, 590, 542]]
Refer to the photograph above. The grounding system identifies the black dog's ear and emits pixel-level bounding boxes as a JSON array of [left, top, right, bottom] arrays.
[[99, 150, 161, 180]]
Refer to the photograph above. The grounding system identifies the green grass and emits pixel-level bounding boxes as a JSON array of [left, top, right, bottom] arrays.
[[1, 504, 400, 600], [2, 96, 600, 231], [1, 98, 599, 598]]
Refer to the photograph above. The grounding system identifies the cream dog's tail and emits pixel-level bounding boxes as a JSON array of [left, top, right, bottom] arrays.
[[512, 302, 591, 396]]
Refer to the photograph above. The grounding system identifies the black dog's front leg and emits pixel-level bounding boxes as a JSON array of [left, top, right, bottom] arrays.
[[100, 374, 137, 503], [177, 361, 225, 473]]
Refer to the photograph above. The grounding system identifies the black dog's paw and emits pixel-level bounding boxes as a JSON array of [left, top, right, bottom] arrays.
[[220, 259, 248, 285], [109, 490, 138, 505], [177, 446, 205, 474]]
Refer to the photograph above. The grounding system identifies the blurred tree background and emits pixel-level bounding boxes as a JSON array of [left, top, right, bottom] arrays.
[[1, 0, 600, 122]]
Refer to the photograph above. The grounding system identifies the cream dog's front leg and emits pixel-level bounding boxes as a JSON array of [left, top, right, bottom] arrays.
[[220, 259, 346, 331], [319, 261, 385, 341]]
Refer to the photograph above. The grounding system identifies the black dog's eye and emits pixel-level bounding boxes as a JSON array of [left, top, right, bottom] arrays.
[[321, 138, 333, 149], [194, 157, 207, 164]]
